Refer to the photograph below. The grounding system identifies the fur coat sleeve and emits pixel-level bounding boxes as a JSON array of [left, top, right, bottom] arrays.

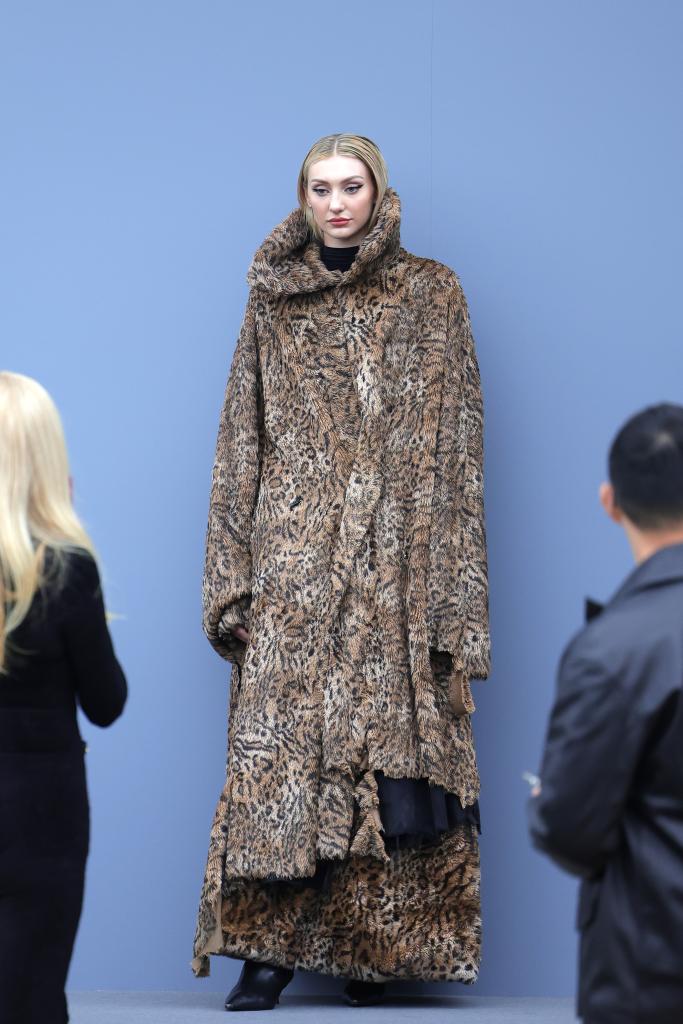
[[202, 290, 263, 662], [427, 280, 490, 681]]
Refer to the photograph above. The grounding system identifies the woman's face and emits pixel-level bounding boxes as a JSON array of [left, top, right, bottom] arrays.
[[306, 155, 377, 248]]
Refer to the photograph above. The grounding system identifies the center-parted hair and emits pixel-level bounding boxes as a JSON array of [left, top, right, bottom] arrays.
[[296, 133, 389, 243], [609, 403, 683, 529]]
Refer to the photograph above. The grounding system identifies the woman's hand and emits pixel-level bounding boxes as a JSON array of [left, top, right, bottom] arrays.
[[231, 625, 250, 644]]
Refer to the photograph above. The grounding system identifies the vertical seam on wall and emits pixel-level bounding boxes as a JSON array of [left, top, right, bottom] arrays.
[[429, 0, 435, 253]]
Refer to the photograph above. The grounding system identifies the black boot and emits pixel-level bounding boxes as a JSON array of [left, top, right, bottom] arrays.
[[225, 958, 294, 1011], [343, 978, 386, 1006]]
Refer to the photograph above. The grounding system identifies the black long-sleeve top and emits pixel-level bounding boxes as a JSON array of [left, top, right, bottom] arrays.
[[0, 548, 127, 753]]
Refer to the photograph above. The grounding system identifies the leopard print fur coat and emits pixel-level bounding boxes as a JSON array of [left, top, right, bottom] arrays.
[[192, 185, 490, 975]]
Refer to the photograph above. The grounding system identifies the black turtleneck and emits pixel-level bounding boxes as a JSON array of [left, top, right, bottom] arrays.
[[319, 242, 360, 273]]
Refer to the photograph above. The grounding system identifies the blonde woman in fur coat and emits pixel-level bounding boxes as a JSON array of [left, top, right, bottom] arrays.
[[192, 134, 490, 1010]]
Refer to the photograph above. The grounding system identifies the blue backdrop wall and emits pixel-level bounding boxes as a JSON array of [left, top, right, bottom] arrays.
[[1, 0, 681, 998]]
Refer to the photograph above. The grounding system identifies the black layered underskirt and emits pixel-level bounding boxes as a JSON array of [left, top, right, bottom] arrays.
[[263, 772, 481, 894], [377, 770, 481, 849]]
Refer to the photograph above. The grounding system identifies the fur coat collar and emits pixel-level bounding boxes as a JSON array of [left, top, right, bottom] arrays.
[[192, 185, 490, 976], [246, 185, 402, 296]]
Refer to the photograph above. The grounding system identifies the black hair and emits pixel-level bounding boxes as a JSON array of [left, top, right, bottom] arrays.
[[608, 403, 683, 529]]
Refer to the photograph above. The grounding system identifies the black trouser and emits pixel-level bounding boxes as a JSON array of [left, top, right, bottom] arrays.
[[0, 747, 89, 1024]]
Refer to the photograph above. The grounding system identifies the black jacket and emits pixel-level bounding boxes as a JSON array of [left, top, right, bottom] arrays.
[[0, 547, 127, 747], [0, 547, 127, 1024], [528, 541, 683, 1024]]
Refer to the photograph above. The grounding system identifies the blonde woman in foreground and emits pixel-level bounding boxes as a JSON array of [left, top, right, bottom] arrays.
[[0, 371, 127, 1024]]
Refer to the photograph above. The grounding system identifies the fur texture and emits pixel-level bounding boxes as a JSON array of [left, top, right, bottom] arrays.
[[192, 186, 490, 978], [213, 824, 481, 983]]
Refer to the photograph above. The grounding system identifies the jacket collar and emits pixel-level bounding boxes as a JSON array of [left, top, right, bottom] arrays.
[[607, 540, 683, 607], [585, 541, 683, 622], [246, 187, 402, 296]]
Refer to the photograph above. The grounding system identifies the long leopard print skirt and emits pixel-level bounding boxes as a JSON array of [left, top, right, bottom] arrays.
[[202, 823, 481, 983]]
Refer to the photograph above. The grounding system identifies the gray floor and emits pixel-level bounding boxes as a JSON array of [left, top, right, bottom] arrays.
[[68, 992, 577, 1022]]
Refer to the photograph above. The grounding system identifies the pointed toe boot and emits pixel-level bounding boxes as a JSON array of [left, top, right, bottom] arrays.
[[225, 958, 294, 1011]]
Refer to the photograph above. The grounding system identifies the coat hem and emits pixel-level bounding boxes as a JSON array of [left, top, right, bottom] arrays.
[[192, 823, 481, 984]]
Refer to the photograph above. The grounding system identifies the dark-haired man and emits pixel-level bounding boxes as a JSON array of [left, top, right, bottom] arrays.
[[528, 402, 683, 1024]]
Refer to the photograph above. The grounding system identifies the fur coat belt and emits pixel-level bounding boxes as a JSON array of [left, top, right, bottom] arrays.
[[199, 185, 490, 891]]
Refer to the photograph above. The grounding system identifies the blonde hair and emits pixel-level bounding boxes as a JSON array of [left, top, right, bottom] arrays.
[[0, 371, 97, 672], [296, 133, 390, 243]]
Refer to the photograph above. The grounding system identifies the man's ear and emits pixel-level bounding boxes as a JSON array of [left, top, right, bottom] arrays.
[[599, 481, 623, 523]]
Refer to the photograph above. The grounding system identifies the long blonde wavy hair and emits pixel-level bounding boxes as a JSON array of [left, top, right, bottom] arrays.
[[296, 133, 390, 243], [0, 371, 97, 672]]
